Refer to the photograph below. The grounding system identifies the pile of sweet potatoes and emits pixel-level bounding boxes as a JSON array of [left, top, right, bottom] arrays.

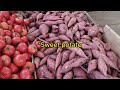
[[23, 11, 120, 79]]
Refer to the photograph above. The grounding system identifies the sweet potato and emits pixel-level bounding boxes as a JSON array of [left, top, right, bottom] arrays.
[[28, 27, 37, 34], [104, 43, 111, 51], [46, 37, 59, 42], [58, 35, 70, 41], [36, 13, 43, 20], [60, 58, 77, 73], [76, 17, 83, 22], [81, 35, 91, 40], [92, 49, 101, 58], [43, 21, 57, 26], [83, 50, 92, 60], [69, 52, 75, 60], [61, 11, 70, 18], [44, 15, 62, 21], [97, 32, 103, 40], [92, 37, 105, 46], [34, 57, 41, 68], [81, 43, 92, 49], [68, 17, 76, 27], [56, 65, 63, 79], [43, 70, 55, 79], [55, 52, 62, 70], [35, 51, 45, 58], [70, 58, 87, 68], [75, 31, 80, 40], [101, 54, 119, 71], [73, 67, 87, 78], [78, 21, 86, 30], [28, 29, 40, 37], [64, 16, 71, 25], [29, 22, 36, 27], [98, 56, 107, 76], [63, 71, 73, 79], [57, 48, 63, 54], [66, 30, 74, 41], [62, 50, 70, 64], [40, 55, 49, 66], [80, 39, 92, 45], [80, 30, 85, 36], [49, 54, 57, 60], [54, 40, 61, 44], [44, 48, 57, 55], [73, 76, 87, 79], [107, 66, 112, 75], [87, 59, 97, 73], [39, 24, 49, 36], [52, 25, 58, 29], [68, 48, 88, 59], [40, 48, 46, 52], [55, 20, 64, 24], [27, 35, 35, 42], [117, 58, 120, 69], [59, 24, 68, 34], [47, 58, 55, 74], [112, 69, 118, 77], [72, 23, 79, 34], [88, 26, 98, 37]]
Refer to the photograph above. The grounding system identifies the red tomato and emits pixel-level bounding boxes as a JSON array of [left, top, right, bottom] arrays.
[[14, 25, 22, 33], [13, 50, 20, 57], [12, 32, 21, 37], [10, 16, 15, 22], [15, 17, 23, 25], [0, 36, 4, 40], [9, 63, 18, 73], [1, 55, 11, 66], [21, 28, 27, 36], [0, 39, 5, 49], [20, 68, 31, 79], [21, 36, 28, 43], [0, 28, 5, 36], [22, 53, 30, 61], [17, 42, 28, 53], [13, 54, 26, 67], [7, 20, 14, 26], [0, 22, 9, 29], [11, 74, 20, 79], [0, 58, 3, 69], [12, 14, 17, 18], [2, 45, 15, 56], [8, 25, 13, 30], [4, 30, 12, 37], [0, 14, 3, 22], [24, 19, 30, 26], [28, 44, 38, 55], [23, 62, 35, 73], [1, 11, 10, 19], [12, 37, 21, 46], [4, 36, 12, 45], [0, 66, 12, 79], [35, 41, 41, 50], [2, 18, 6, 22]]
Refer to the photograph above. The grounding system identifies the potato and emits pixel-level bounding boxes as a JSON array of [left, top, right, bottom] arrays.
[[39, 24, 49, 36], [68, 17, 76, 27], [69, 52, 75, 60], [63, 71, 73, 79], [35, 51, 45, 58], [44, 48, 57, 55], [62, 50, 70, 64], [40, 55, 49, 66], [55, 52, 62, 70], [47, 58, 55, 74], [34, 57, 41, 68], [56, 65, 63, 79]]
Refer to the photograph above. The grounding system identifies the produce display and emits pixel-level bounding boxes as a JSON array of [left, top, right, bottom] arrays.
[[0, 11, 120, 79]]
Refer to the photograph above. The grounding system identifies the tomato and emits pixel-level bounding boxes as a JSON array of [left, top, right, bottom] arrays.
[[30, 75, 34, 79], [2, 45, 15, 56], [12, 32, 21, 37], [23, 62, 35, 73], [2, 18, 6, 22], [21, 28, 27, 36], [15, 17, 23, 25], [11, 74, 20, 79], [17, 42, 28, 53], [0, 22, 9, 30], [9, 63, 18, 73], [1, 55, 11, 66], [13, 54, 26, 67], [0, 14, 3, 22], [7, 20, 14, 26], [0, 39, 5, 49], [22, 53, 30, 61], [12, 37, 21, 46], [0, 58, 3, 69], [24, 19, 30, 26], [10, 16, 15, 22], [13, 50, 20, 57], [28, 44, 38, 55], [0, 28, 5, 36], [1, 11, 10, 19], [14, 25, 22, 33], [8, 25, 13, 30], [4, 36, 12, 45], [21, 36, 28, 43], [4, 30, 12, 37], [0, 36, 4, 40], [35, 41, 41, 50], [20, 68, 31, 79], [0, 66, 12, 79]]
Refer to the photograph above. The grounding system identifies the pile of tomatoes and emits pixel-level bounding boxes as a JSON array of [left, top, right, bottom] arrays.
[[0, 11, 36, 79]]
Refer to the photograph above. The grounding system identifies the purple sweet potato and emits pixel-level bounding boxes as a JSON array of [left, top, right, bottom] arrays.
[[63, 71, 73, 79], [56, 65, 63, 79], [43, 70, 55, 79], [55, 52, 62, 70], [72, 23, 79, 34], [61, 11, 70, 18], [66, 30, 74, 41], [70, 58, 87, 68], [81, 35, 91, 40], [83, 50, 92, 60], [62, 50, 70, 64], [73, 76, 87, 79], [69, 52, 75, 60], [68, 17, 77, 27], [52, 25, 58, 29], [68, 48, 88, 59], [59, 24, 68, 34], [89, 43, 98, 50], [112, 69, 118, 77], [107, 66, 112, 75], [49, 33, 56, 38], [46, 37, 59, 42], [64, 16, 71, 25], [80, 30, 85, 36], [57, 48, 63, 54], [43, 21, 57, 26], [104, 43, 111, 51], [49, 54, 57, 60], [98, 56, 108, 76], [47, 58, 55, 74], [75, 31, 80, 40], [39, 24, 49, 36], [44, 15, 62, 21], [88, 26, 98, 37], [35, 51, 45, 58], [81, 43, 92, 49], [87, 59, 97, 73], [34, 57, 41, 68], [78, 21, 86, 30], [36, 13, 43, 20], [73, 67, 87, 78], [44, 48, 57, 55], [76, 17, 83, 22], [40, 55, 49, 66], [55, 20, 64, 24], [58, 35, 70, 41], [92, 37, 105, 46], [28, 27, 37, 34], [92, 49, 101, 58]]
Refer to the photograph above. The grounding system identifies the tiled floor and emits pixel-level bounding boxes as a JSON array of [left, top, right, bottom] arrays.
[[88, 11, 120, 35]]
